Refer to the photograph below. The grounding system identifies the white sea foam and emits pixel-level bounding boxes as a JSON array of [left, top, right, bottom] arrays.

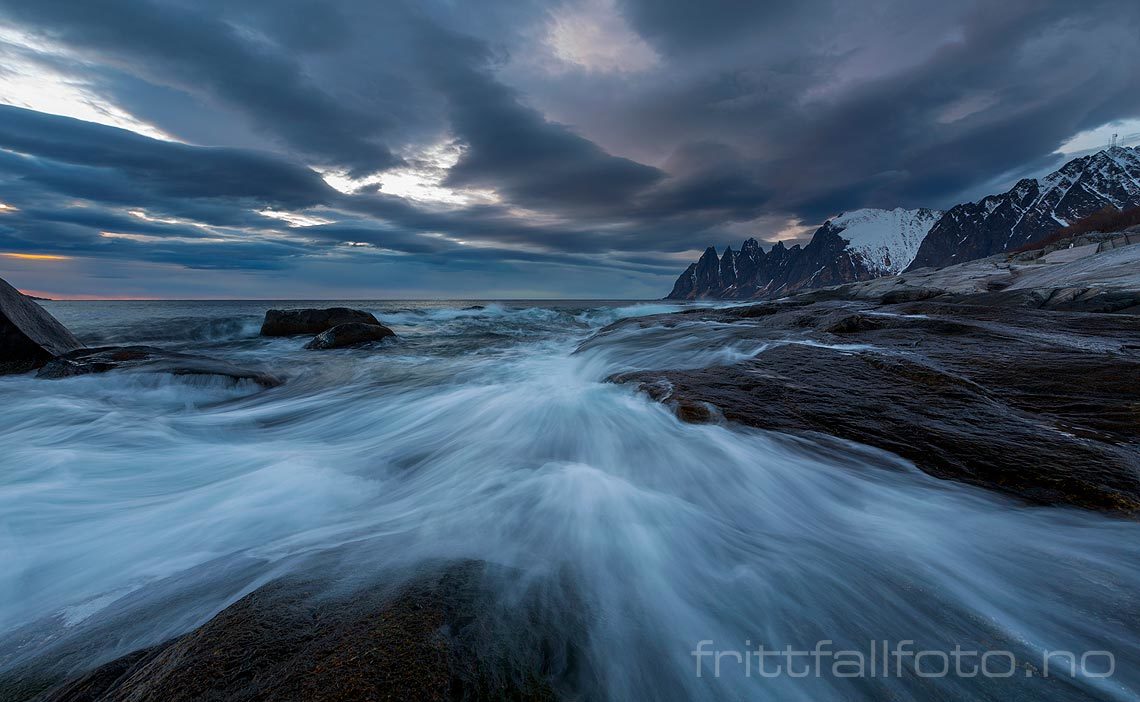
[[1, 300, 1137, 700]]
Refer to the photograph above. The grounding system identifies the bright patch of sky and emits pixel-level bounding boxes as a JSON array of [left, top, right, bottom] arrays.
[[0, 27, 172, 141], [99, 231, 225, 244], [1059, 119, 1140, 153], [257, 209, 335, 228], [321, 141, 499, 206], [2, 252, 69, 261], [127, 210, 195, 226], [545, 0, 658, 74], [721, 215, 818, 247]]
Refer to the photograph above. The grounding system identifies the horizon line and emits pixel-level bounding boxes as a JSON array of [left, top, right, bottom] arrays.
[[24, 293, 665, 303]]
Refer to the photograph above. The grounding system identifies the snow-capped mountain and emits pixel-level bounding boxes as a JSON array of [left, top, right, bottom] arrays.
[[827, 207, 943, 274], [666, 207, 941, 300], [908, 146, 1140, 270], [667, 147, 1140, 300]]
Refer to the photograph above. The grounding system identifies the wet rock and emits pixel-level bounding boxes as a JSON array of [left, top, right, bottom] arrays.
[[675, 401, 717, 424], [721, 302, 786, 319], [878, 287, 946, 304], [36, 346, 282, 387], [614, 343, 1140, 513], [938, 287, 1140, 314], [305, 322, 395, 349], [35, 562, 566, 702], [0, 276, 83, 374], [818, 312, 886, 334], [611, 291, 1140, 514], [260, 307, 381, 336]]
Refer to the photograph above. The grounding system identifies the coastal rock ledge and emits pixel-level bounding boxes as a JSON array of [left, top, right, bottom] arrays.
[[37, 346, 283, 388], [14, 562, 565, 702], [605, 243, 1140, 514]]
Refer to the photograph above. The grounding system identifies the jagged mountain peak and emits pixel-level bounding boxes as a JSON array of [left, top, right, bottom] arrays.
[[667, 147, 1140, 299], [666, 207, 941, 300], [908, 146, 1140, 270]]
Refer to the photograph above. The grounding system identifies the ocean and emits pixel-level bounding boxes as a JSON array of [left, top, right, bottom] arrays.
[[1, 299, 1137, 699]]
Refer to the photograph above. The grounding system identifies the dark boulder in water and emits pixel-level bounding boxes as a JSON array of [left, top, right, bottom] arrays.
[[305, 322, 394, 350], [36, 346, 283, 387], [0, 276, 83, 374], [260, 307, 381, 336]]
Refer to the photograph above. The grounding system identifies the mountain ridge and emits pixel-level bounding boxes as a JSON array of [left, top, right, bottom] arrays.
[[667, 146, 1140, 300], [667, 207, 941, 300], [907, 146, 1140, 270]]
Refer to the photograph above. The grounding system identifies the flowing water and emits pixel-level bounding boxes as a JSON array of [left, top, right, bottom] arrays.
[[1, 300, 1137, 700]]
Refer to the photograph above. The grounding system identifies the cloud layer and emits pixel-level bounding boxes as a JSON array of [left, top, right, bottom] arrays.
[[0, 0, 1137, 297]]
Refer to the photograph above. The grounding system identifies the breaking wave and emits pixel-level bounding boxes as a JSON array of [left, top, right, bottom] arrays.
[[1, 300, 1137, 700]]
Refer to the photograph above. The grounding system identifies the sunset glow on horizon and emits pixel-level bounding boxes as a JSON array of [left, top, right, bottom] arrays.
[[2, 252, 71, 261]]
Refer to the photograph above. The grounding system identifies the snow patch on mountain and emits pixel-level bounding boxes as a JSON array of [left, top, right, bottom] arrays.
[[830, 207, 943, 274]]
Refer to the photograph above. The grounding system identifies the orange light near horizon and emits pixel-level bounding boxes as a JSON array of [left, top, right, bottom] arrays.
[[2, 252, 71, 261], [19, 290, 153, 301]]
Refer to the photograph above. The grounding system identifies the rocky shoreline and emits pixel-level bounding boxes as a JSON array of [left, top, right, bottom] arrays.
[[611, 237, 1140, 514], [0, 299, 397, 386], [2, 560, 572, 702], [3, 237, 1139, 700]]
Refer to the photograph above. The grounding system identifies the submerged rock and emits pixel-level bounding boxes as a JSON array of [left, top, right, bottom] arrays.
[[0, 276, 83, 374], [305, 322, 394, 350], [260, 307, 381, 336], [36, 346, 282, 387]]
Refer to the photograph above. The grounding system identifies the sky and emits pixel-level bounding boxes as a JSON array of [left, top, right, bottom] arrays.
[[0, 0, 1138, 299]]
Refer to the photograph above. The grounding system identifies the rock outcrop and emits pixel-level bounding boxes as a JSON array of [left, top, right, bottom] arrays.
[[305, 322, 395, 349], [260, 307, 381, 336], [620, 237, 1140, 513], [609, 296, 1140, 513], [0, 276, 83, 373], [37, 346, 283, 387], [29, 562, 565, 702]]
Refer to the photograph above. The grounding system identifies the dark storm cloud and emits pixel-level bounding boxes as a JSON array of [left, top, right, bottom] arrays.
[[0, 107, 690, 280], [0, 106, 672, 266], [0, 105, 334, 206], [625, 142, 772, 223], [0, 0, 1137, 297], [752, 0, 1140, 219], [0, 0, 399, 173], [421, 31, 666, 213], [608, 0, 1140, 222], [616, 0, 821, 53]]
